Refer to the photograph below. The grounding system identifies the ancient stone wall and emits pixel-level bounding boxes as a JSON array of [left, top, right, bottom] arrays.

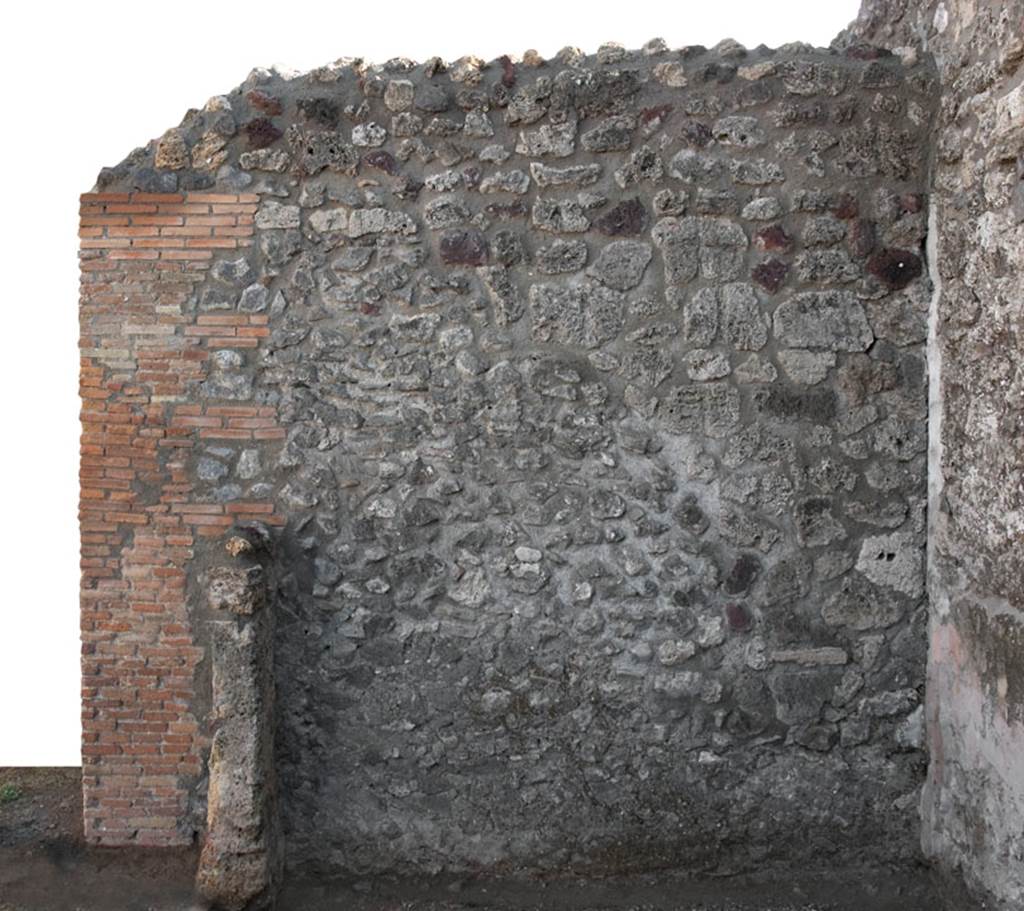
[[846, 3, 1024, 906], [81, 40, 936, 877]]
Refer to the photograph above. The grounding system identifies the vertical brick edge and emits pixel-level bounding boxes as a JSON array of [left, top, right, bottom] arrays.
[[78, 190, 282, 846]]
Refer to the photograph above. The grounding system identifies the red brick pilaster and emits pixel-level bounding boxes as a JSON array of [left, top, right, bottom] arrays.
[[78, 191, 282, 846]]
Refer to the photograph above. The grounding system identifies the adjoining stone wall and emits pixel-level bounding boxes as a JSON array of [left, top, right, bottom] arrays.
[[845, 2, 1024, 906], [82, 40, 936, 876]]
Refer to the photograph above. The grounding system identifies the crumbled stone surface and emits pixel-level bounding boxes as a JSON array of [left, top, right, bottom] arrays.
[[197, 562, 280, 909], [94, 38, 935, 884]]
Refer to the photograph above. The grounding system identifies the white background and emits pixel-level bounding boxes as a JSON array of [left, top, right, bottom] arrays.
[[0, 0, 858, 766]]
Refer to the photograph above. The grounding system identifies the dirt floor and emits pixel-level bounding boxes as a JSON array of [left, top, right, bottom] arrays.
[[0, 768, 989, 911]]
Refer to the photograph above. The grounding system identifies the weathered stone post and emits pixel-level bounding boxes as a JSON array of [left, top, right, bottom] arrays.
[[196, 536, 282, 910]]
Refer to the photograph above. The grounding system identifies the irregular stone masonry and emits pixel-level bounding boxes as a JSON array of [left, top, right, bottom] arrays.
[[81, 39, 937, 876]]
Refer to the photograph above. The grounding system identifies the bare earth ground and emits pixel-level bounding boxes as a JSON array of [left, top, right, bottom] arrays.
[[0, 769, 988, 911]]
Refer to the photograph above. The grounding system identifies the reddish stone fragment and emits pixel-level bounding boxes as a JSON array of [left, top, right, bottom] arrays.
[[755, 224, 794, 254], [243, 118, 283, 150], [752, 258, 790, 293], [900, 193, 925, 213], [499, 54, 516, 88], [440, 229, 489, 266], [594, 198, 647, 236], [725, 553, 761, 595], [725, 603, 752, 632], [363, 151, 399, 175], [641, 104, 674, 126], [246, 90, 283, 115], [833, 193, 859, 219], [848, 219, 876, 258], [867, 247, 923, 289]]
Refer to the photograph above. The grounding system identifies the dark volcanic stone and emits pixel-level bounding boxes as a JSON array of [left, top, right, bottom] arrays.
[[572, 69, 643, 118], [131, 167, 178, 193], [725, 602, 753, 631], [702, 61, 737, 83], [756, 387, 838, 423], [244, 118, 283, 149], [440, 229, 489, 266], [297, 97, 340, 128], [752, 258, 790, 293], [680, 120, 714, 147], [246, 89, 283, 115], [179, 172, 215, 191], [674, 494, 709, 536], [594, 198, 647, 236], [845, 43, 893, 60], [755, 224, 795, 254], [363, 150, 399, 175], [725, 553, 762, 595], [415, 84, 451, 113], [867, 248, 923, 289]]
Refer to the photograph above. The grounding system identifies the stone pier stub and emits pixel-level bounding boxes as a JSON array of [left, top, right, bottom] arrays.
[[196, 547, 281, 910]]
